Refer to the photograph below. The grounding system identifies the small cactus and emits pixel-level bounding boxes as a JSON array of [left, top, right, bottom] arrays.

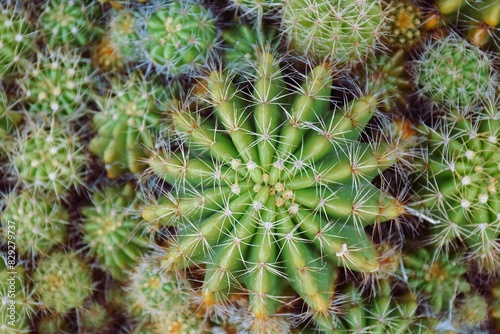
[[32, 251, 93, 314], [35, 313, 70, 334], [228, 0, 282, 24], [140, 0, 219, 76], [81, 183, 150, 281], [21, 51, 94, 119], [383, 0, 423, 49], [89, 71, 166, 178], [142, 51, 405, 329], [9, 119, 88, 198], [0, 89, 23, 157], [410, 98, 500, 272], [78, 300, 112, 333], [281, 0, 384, 66], [40, 0, 104, 49], [0, 4, 35, 79], [0, 189, 69, 258], [413, 34, 496, 110]]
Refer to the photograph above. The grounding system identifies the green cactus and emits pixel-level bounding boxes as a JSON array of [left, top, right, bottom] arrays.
[[353, 49, 412, 113], [282, 0, 383, 66], [0, 4, 35, 79], [413, 34, 496, 110], [228, 0, 282, 23], [92, 9, 141, 72], [40, 0, 103, 49], [142, 50, 405, 330], [403, 247, 470, 313], [410, 98, 500, 272], [492, 282, 500, 331], [32, 252, 93, 314], [0, 255, 35, 334], [78, 300, 111, 333], [141, 0, 219, 76], [81, 183, 150, 281], [0, 190, 69, 258], [89, 72, 165, 178], [0, 89, 22, 157], [35, 313, 70, 334], [9, 120, 88, 198], [22, 51, 93, 119], [452, 293, 490, 332]]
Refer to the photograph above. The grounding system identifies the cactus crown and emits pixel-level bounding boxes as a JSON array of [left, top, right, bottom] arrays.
[[143, 50, 405, 330]]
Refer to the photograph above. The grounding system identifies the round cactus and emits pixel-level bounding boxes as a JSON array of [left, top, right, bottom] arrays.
[[9, 120, 88, 198], [403, 247, 470, 313], [228, 0, 282, 23], [410, 98, 500, 272], [383, 0, 423, 49], [141, 0, 219, 76], [32, 251, 93, 314], [22, 51, 93, 119], [40, 0, 103, 49], [452, 293, 489, 332], [413, 34, 496, 110], [81, 183, 150, 281], [142, 50, 406, 329], [35, 313, 70, 334], [92, 10, 141, 72], [0, 4, 35, 79], [353, 49, 412, 113], [89, 71, 166, 178], [0, 89, 23, 157], [281, 0, 384, 66], [0, 189, 69, 258], [78, 300, 111, 333], [0, 255, 35, 334]]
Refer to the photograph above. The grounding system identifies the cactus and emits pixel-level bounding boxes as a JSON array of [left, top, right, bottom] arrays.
[[403, 247, 470, 313], [81, 183, 150, 281], [141, 0, 219, 76], [383, 0, 423, 49], [9, 119, 88, 198], [452, 293, 489, 332], [413, 34, 496, 110], [329, 280, 418, 333], [0, 255, 35, 334], [410, 98, 500, 272], [142, 50, 405, 330], [228, 0, 282, 24], [492, 282, 500, 331], [78, 300, 111, 333], [0, 190, 69, 258], [353, 49, 412, 113], [89, 72, 166, 178], [281, 0, 384, 66], [21, 51, 93, 119], [0, 89, 23, 157], [32, 251, 93, 314], [0, 4, 35, 79], [35, 313, 70, 334], [40, 0, 103, 49]]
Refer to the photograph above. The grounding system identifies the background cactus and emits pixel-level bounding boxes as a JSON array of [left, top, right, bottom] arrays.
[[40, 0, 103, 49], [142, 50, 406, 331], [89, 71, 166, 178], [228, 0, 282, 24], [281, 0, 384, 66], [9, 119, 88, 198], [32, 251, 93, 314], [0, 190, 69, 258], [413, 34, 496, 110], [0, 89, 22, 157], [410, 98, 500, 272], [382, 0, 423, 49], [81, 183, 150, 281], [140, 0, 219, 76]]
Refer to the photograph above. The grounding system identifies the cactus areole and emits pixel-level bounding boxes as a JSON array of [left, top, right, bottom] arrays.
[[143, 52, 404, 326]]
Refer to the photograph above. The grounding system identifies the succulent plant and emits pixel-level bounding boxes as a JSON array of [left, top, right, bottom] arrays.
[[492, 282, 500, 331], [0, 89, 23, 157], [89, 71, 166, 178], [78, 300, 111, 333], [81, 183, 150, 281], [281, 0, 384, 66], [32, 251, 93, 314], [353, 49, 412, 113], [403, 247, 470, 313], [21, 51, 93, 119], [142, 50, 405, 330], [413, 34, 496, 110], [0, 255, 35, 334], [92, 9, 141, 72], [0, 4, 35, 79], [452, 293, 490, 332], [330, 280, 419, 333], [40, 0, 103, 49], [141, 0, 219, 76], [35, 313, 70, 334], [0, 189, 69, 258], [383, 0, 423, 49], [9, 119, 88, 198], [228, 0, 282, 23], [410, 98, 500, 272]]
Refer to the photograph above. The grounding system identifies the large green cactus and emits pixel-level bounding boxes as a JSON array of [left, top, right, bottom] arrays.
[[142, 50, 405, 331]]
